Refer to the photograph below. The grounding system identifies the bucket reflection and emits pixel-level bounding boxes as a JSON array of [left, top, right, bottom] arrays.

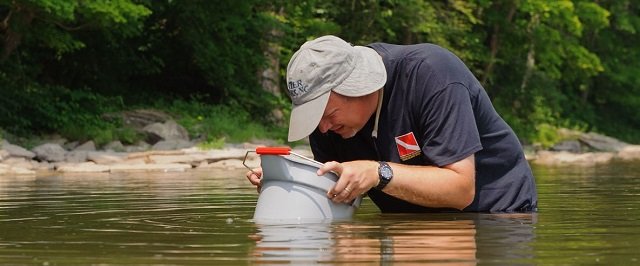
[[250, 222, 336, 263]]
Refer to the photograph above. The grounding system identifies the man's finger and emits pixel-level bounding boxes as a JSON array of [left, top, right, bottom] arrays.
[[317, 161, 343, 176], [246, 169, 262, 186]]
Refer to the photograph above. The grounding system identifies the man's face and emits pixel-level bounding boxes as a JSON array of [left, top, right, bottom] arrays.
[[317, 92, 374, 139]]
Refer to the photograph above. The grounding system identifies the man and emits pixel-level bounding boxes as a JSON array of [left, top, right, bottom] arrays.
[[247, 35, 537, 213]]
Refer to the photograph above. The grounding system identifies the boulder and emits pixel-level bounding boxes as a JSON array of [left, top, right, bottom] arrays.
[[124, 141, 151, 153], [550, 140, 581, 153], [87, 151, 127, 164], [579, 132, 628, 152], [116, 109, 173, 129], [32, 143, 67, 162], [151, 140, 193, 151], [143, 120, 189, 144], [74, 141, 96, 151], [65, 150, 89, 163], [103, 141, 125, 152], [1, 140, 36, 159]]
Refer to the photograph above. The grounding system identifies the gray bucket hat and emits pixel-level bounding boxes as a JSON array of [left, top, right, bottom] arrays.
[[285, 35, 387, 142]]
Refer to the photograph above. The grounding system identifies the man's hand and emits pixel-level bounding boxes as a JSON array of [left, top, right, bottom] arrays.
[[245, 167, 263, 193], [317, 160, 379, 203]]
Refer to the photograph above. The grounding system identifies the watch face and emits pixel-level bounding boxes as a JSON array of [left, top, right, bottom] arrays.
[[380, 166, 393, 179]]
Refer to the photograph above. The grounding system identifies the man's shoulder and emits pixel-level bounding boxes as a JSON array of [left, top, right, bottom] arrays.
[[368, 42, 451, 59]]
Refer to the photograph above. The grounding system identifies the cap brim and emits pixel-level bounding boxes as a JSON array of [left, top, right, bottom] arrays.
[[287, 91, 331, 142], [333, 46, 387, 97]]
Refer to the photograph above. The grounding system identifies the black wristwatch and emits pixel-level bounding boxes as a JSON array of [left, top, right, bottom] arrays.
[[376, 161, 393, 190]]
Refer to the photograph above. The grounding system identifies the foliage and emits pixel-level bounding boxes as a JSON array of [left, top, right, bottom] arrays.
[[0, 0, 639, 146], [0, 75, 137, 146], [157, 97, 286, 145]]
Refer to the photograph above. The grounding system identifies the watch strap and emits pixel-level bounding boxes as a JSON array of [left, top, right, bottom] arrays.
[[376, 161, 392, 190]]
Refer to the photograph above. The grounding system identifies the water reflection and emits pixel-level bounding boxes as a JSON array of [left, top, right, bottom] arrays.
[[2, 162, 638, 264], [251, 213, 536, 264]]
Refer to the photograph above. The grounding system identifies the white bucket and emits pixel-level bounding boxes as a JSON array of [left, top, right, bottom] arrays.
[[253, 154, 362, 223]]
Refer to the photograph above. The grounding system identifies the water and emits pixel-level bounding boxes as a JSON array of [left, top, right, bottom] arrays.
[[0, 163, 639, 265]]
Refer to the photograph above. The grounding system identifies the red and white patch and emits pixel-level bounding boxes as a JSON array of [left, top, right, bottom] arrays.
[[395, 132, 421, 161]]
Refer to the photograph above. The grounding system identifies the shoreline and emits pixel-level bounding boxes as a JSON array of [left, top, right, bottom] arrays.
[[2, 139, 639, 177]]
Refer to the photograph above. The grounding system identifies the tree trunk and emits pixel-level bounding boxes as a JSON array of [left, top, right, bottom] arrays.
[[258, 7, 285, 125], [520, 13, 539, 92]]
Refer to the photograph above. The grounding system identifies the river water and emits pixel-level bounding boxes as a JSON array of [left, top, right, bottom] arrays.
[[0, 163, 639, 265]]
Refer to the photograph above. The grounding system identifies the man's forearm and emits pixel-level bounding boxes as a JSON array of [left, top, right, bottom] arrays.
[[383, 156, 476, 210]]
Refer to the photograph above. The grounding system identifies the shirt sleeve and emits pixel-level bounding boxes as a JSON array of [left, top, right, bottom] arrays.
[[417, 82, 482, 167]]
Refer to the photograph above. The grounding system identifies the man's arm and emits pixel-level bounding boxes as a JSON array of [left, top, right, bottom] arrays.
[[318, 154, 475, 210]]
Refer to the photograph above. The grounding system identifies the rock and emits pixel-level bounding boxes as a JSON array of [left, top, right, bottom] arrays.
[[120, 158, 148, 165], [1, 157, 36, 170], [32, 143, 67, 162], [0, 149, 9, 161], [148, 154, 209, 164], [74, 141, 96, 151], [617, 145, 640, 161], [203, 159, 247, 169], [127, 150, 185, 159], [113, 109, 173, 129], [534, 151, 615, 166], [63, 141, 80, 150], [578, 132, 628, 152], [57, 162, 110, 173], [124, 141, 150, 153], [1, 140, 36, 159], [65, 150, 89, 163], [87, 151, 127, 164], [143, 120, 189, 144], [550, 140, 582, 153], [104, 141, 125, 152], [152, 140, 193, 151], [203, 148, 252, 162], [35, 161, 54, 171], [109, 163, 192, 173]]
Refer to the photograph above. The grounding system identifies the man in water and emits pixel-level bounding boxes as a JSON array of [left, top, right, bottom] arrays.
[[247, 35, 537, 213]]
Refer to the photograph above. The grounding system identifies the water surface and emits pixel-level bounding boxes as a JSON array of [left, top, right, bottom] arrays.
[[0, 163, 639, 264]]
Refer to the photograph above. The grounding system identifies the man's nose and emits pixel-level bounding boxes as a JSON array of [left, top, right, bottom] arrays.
[[318, 119, 331, 133]]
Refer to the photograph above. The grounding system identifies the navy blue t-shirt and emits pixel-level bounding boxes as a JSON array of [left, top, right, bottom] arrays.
[[309, 43, 537, 213]]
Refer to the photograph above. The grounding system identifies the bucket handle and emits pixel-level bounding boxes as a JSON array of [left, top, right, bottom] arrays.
[[243, 147, 295, 174], [251, 146, 324, 167], [242, 150, 257, 174]]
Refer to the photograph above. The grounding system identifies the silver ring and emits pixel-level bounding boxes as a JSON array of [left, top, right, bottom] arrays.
[[344, 187, 351, 193]]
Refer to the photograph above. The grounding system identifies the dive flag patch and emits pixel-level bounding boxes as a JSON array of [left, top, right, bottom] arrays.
[[395, 132, 421, 161]]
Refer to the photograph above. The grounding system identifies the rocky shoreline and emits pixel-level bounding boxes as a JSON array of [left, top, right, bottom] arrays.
[[1, 109, 639, 176], [1, 138, 639, 177], [0, 139, 316, 176]]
